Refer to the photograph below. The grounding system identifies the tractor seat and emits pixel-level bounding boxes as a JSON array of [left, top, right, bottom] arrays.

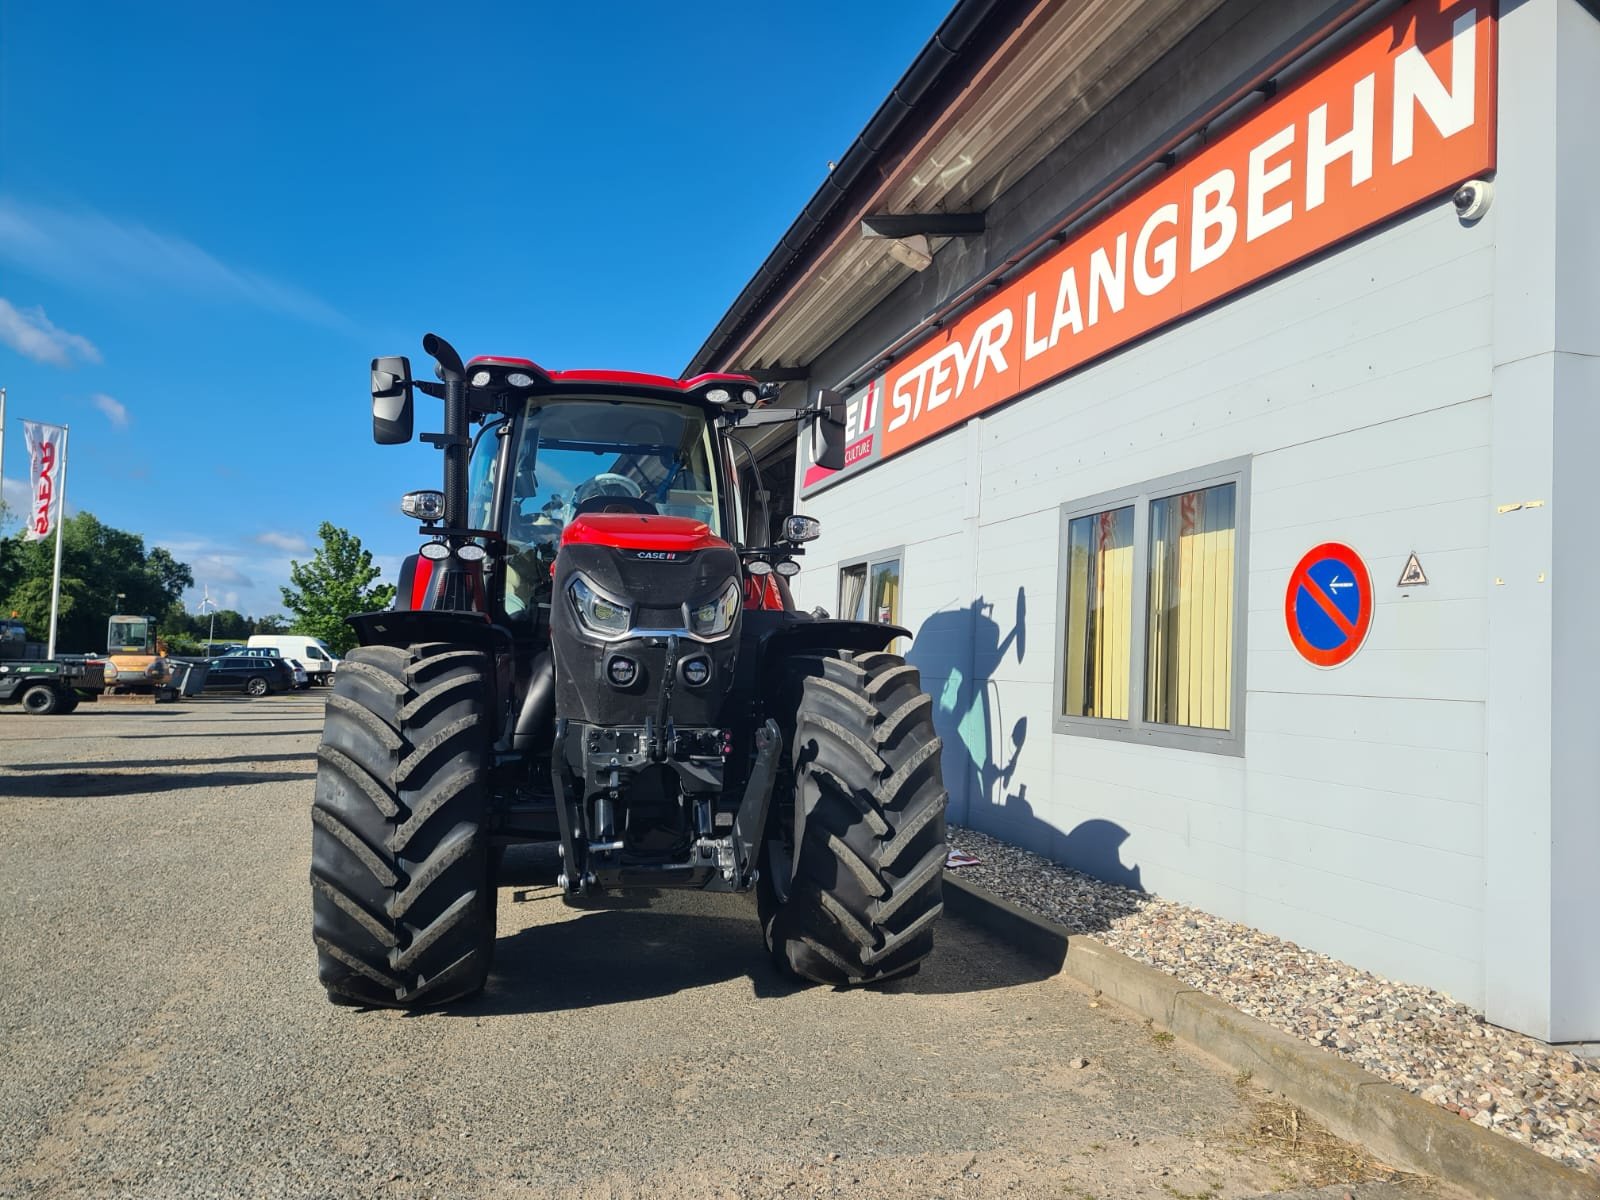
[[573, 496, 657, 517]]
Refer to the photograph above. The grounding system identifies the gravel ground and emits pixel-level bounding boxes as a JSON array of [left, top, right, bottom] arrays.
[[948, 824, 1600, 1178]]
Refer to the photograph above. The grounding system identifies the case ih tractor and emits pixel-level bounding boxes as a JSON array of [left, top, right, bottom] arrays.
[[310, 334, 947, 1007]]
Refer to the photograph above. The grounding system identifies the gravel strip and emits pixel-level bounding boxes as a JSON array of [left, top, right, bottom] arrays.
[[947, 824, 1600, 1178]]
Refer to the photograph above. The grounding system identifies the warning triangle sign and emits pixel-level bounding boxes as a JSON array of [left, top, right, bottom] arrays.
[[1398, 553, 1427, 587]]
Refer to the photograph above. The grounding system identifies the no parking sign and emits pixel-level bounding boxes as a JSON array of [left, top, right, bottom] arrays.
[[1285, 543, 1372, 668]]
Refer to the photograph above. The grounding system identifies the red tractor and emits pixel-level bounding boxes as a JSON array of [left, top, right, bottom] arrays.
[[310, 334, 947, 1007]]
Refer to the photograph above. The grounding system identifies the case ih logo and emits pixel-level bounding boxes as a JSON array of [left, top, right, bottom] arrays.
[[632, 550, 684, 561], [881, 0, 1497, 459]]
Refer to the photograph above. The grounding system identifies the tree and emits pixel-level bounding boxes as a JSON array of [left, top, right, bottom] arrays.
[[280, 522, 395, 655], [0, 512, 195, 653]]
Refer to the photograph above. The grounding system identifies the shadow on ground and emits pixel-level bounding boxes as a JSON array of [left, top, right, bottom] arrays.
[[5, 752, 314, 772], [0, 769, 317, 798], [425, 842, 1065, 1016]]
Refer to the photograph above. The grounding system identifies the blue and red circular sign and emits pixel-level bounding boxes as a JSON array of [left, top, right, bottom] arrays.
[[1285, 542, 1372, 668]]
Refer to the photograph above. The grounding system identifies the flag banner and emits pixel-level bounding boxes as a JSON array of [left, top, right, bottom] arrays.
[[22, 420, 66, 541]]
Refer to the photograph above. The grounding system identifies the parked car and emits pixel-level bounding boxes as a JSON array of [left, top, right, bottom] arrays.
[[246, 635, 341, 685], [285, 658, 309, 689], [202, 655, 294, 696]]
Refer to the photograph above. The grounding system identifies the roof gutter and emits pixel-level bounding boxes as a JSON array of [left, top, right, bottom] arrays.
[[683, 0, 1024, 378]]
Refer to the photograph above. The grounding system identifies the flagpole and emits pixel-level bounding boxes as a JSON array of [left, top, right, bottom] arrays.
[[46, 425, 67, 659]]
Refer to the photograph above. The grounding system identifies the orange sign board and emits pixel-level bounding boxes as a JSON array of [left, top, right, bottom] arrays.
[[880, 0, 1497, 460]]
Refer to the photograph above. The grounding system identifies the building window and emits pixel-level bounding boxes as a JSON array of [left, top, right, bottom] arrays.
[[1062, 506, 1134, 720], [1055, 460, 1248, 753], [839, 549, 903, 626]]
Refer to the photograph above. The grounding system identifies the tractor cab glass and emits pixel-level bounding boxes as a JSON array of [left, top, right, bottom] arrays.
[[504, 399, 721, 616], [107, 616, 152, 654]]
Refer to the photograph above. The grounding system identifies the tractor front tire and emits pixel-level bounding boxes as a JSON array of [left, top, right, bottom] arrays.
[[310, 642, 496, 1008], [759, 651, 948, 985]]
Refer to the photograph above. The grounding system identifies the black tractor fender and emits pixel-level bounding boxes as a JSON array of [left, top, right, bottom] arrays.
[[742, 612, 912, 769], [345, 609, 514, 656], [752, 614, 909, 670]]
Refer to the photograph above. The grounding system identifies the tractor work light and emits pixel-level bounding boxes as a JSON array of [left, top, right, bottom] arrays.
[[688, 580, 740, 638], [402, 490, 446, 521], [680, 656, 711, 687], [705, 387, 732, 405], [506, 372, 535, 388], [606, 655, 639, 687], [457, 543, 487, 562], [568, 573, 632, 638], [470, 370, 493, 388], [419, 541, 451, 561], [775, 560, 801, 577]]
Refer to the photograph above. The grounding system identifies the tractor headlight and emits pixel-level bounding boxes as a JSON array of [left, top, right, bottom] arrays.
[[567, 573, 632, 638], [689, 580, 741, 638]]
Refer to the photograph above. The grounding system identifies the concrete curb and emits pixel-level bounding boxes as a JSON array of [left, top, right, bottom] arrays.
[[943, 872, 1600, 1200]]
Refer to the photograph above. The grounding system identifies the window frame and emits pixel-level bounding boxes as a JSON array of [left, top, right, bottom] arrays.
[[1052, 457, 1250, 756], [838, 546, 906, 627]]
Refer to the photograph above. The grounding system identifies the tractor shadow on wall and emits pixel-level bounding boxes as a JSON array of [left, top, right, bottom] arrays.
[[906, 587, 1148, 930], [445, 842, 1065, 1015], [905, 586, 1032, 830]]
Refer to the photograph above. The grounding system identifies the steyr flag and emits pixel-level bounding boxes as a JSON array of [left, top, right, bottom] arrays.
[[22, 420, 66, 541]]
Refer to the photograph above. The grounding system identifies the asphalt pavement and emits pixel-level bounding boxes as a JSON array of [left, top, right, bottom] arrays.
[[0, 695, 1463, 1199]]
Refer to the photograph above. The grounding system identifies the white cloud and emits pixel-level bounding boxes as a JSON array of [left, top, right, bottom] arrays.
[[255, 530, 310, 554], [0, 296, 101, 366], [2, 476, 29, 518], [0, 198, 349, 330], [91, 392, 129, 428]]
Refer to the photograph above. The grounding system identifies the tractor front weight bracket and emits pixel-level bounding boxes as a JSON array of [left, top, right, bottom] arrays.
[[549, 718, 588, 895], [731, 719, 782, 888]]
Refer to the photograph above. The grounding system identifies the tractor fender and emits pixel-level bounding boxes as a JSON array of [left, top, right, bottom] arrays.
[[753, 615, 909, 670], [345, 609, 513, 655]]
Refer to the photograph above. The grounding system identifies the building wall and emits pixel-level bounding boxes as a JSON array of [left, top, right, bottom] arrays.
[[797, 197, 1496, 1007], [1484, 0, 1600, 1042], [784, 0, 1533, 1017]]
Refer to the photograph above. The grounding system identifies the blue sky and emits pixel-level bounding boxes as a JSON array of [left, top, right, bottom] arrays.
[[0, 0, 950, 618]]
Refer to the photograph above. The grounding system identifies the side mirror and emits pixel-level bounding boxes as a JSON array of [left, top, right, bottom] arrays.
[[372, 356, 414, 444], [812, 388, 848, 471], [781, 515, 821, 544]]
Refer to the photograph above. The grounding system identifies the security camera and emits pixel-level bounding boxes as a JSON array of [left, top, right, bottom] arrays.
[[1452, 178, 1493, 222]]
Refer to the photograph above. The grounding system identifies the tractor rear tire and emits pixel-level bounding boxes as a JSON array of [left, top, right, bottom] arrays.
[[759, 651, 948, 985], [310, 642, 496, 1008]]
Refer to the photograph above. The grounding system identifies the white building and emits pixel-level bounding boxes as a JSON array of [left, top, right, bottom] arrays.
[[687, 0, 1600, 1045]]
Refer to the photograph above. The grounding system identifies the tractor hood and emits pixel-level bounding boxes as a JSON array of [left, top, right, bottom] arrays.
[[559, 513, 729, 557], [551, 514, 742, 731]]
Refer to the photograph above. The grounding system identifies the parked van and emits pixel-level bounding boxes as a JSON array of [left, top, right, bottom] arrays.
[[246, 635, 341, 685]]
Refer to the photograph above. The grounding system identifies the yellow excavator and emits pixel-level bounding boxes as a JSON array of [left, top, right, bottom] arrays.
[[103, 614, 174, 694]]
